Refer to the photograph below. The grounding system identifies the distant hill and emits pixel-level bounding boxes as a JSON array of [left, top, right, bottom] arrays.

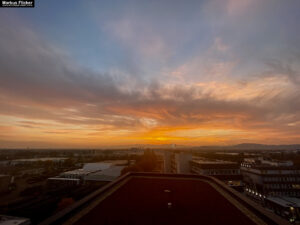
[[191, 143, 300, 151], [1, 143, 300, 151], [127, 143, 300, 151]]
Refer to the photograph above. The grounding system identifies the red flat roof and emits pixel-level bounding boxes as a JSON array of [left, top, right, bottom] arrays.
[[39, 173, 289, 225]]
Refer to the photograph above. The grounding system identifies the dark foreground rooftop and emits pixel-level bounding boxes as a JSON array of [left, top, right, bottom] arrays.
[[39, 173, 289, 225]]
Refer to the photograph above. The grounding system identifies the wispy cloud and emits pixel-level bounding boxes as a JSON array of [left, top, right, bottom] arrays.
[[0, 1, 300, 147]]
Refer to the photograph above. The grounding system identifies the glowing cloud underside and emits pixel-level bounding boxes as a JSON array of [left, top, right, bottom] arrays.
[[0, 0, 300, 147]]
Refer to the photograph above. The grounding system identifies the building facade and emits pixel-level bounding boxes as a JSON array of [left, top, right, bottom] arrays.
[[190, 159, 240, 177], [169, 153, 192, 174], [241, 158, 300, 199], [190, 159, 242, 190]]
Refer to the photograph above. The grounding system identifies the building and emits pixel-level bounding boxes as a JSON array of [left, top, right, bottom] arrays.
[[39, 173, 289, 225], [241, 157, 300, 199], [163, 151, 172, 173], [47, 177, 80, 187], [164, 152, 192, 174], [152, 152, 164, 173], [59, 162, 114, 180], [265, 196, 300, 222], [9, 158, 67, 166], [0, 215, 30, 225], [82, 162, 113, 171], [59, 169, 91, 180], [84, 166, 125, 184], [51, 161, 126, 185], [190, 159, 240, 177], [190, 159, 242, 190]]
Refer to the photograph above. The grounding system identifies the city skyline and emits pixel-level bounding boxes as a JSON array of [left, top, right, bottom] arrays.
[[0, 0, 300, 148]]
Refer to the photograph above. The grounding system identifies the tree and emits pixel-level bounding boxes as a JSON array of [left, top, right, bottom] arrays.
[[57, 197, 75, 211]]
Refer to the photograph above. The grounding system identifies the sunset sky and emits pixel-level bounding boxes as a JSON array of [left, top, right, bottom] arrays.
[[0, 0, 300, 148]]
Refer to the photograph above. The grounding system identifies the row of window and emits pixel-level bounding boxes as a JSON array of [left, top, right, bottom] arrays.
[[191, 167, 240, 175], [245, 187, 300, 197], [264, 183, 298, 189], [268, 191, 300, 196], [263, 176, 300, 182], [260, 170, 300, 175]]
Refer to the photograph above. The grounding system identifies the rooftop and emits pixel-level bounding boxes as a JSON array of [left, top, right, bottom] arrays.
[[84, 166, 124, 182], [266, 196, 300, 208], [61, 162, 126, 177], [82, 163, 112, 171], [61, 169, 91, 176], [11, 157, 67, 162], [39, 173, 289, 225], [242, 158, 295, 169], [191, 159, 237, 164], [0, 215, 30, 225]]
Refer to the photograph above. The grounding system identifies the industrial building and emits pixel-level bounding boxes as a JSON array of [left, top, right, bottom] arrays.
[[84, 166, 125, 184], [48, 161, 126, 185]]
